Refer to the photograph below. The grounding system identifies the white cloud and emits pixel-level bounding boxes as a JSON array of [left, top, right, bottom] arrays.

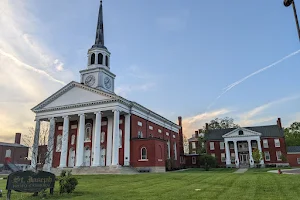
[[0, 1, 71, 142], [182, 109, 231, 138]]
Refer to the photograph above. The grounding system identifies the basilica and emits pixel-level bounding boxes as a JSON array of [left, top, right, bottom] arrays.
[[30, 1, 184, 173]]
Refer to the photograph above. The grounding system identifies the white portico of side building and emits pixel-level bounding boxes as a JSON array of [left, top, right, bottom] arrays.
[[30, 1, 181, 172], [222, 128, 264, 168]]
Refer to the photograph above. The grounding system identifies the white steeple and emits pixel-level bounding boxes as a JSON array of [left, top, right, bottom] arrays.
[[80, 0, 116, 93]]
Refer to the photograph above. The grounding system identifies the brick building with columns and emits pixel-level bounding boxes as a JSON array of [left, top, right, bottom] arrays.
[[204, 118, 288, 168], [30, 1, 184, 173]]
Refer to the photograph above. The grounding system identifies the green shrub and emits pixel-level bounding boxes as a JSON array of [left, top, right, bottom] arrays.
[[198, 154, 217, 171], [59, 170, 78, 194]]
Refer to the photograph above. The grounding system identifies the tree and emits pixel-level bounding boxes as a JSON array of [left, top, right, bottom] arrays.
[[197, 136, 206, 154], [284, 122, 300, 146], [205, 117, 239, 130], [198, 154, 217, 171], [22, 122, 54, 171], [252, 148, 263, 168]]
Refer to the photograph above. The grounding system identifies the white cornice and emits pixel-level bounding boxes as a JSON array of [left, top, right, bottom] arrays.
[[222, 128, 262, 138]]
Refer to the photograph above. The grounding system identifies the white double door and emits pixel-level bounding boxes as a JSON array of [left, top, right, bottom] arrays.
[[239, 153, 249, 164]]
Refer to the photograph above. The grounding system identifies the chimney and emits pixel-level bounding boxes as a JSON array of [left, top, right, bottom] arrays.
[[195, 131, 199, 138], [15, 133, 21, 144], [277, 118, 282, 129], [205, 123, 209, 131], [178, 116, 182, 126]]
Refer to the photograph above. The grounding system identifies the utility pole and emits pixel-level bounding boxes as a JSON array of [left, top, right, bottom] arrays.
[[284, 0, 300, 41]]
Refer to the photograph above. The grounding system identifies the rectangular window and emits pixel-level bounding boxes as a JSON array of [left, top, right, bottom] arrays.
[[229, 143, 234, 149], [192, 157, 196, 164], [220, 142, 225, 150], [138, 131, 143, 138], [297, 158, 300, 164], [221, 153, 226, 162], [211, 153, 216, 157], [149, 126, 153, 130], [158, 129, 162, 133], [263, 139, 269, 148], [166, 132, 169, 136], [274, 139, 280, 147], [192, 151, 196, 154], [276, 151, 282, 161], [192, 142, 196, 149], [58, 126, 63, 130], [138, 121, 142, 126], [210, 142, 215, 150], [264, 151, 270, 161]]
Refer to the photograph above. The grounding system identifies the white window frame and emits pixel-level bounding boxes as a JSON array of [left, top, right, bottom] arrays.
[[274, 139, 280, 147], [264, 151, 270, 161], [192, 142, 196, 149], [5, 149, 11, 158], [101, 132, 105, 143], [141, 147, 147, 160], [297, 158, 300, 164], [221, 153, 226, 162], [211, 153, 216, 157], [138, 131, 143, 138], [119, 129, 123, 148], [138, 121, 142, 126], [149, 126, 153, 130], [158, 129, 162, 133], [220, 142, 225, 150], [173, 143, 177, 160], [276, 151, 282, 161], [85, 123, 92, 142], [263, 139, 269, 148], [192, 157, 196, 164], [71, 135, 76, 145], [210, 142, 215, 150], [56, 135, 62, 152]]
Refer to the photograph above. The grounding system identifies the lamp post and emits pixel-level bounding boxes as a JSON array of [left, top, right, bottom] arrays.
[[284, 0, 300, 41]]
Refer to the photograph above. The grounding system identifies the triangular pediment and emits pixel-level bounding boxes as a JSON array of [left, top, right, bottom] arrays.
[[222, 128, 261, 138], [32, 81, 116, 111]]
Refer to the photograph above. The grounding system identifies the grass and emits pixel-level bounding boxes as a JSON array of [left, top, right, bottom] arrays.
[[0, 168, 299, 200]]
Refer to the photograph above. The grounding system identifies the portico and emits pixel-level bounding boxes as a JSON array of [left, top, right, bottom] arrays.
[[223, 128, 264, 168]]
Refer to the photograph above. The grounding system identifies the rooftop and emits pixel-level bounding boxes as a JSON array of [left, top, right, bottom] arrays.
[[0, 142, 28, 148]]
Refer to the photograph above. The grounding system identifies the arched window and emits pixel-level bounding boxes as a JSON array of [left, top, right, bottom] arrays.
[[5, 149, 11, 158], [71, 135, 76, 145], [56, 135, 62, 152], [85, 123, 92, 142], [238, 130, 244, 135], [173, 142, 177, 160], [101, 132, 105, 143], [98, 53, 103, 64], [167, 140, 170, 159], [119, 129, 123, 148], [141, 147, 147, 160], [105, 55, 109, 66], [91, 53, 95, 65]]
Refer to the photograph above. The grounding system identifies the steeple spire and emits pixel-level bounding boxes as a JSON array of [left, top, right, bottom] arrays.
[[92, 0, 106, 49]]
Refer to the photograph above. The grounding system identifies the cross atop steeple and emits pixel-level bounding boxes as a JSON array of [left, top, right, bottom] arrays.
[[92, 0, 106, 49]]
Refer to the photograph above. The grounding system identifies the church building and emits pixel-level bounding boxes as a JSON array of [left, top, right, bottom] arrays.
[[31, 1, 184, 173]]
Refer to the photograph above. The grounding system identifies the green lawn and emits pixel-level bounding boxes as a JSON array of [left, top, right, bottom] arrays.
[[0, 169, 299, 200]]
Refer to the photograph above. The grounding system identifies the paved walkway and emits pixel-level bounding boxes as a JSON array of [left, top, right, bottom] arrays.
[[234, 168, 248, 173], [268, 168, 300, 174]]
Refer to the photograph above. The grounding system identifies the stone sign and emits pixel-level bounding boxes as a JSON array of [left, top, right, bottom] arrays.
[[6, 170, 55, 199]]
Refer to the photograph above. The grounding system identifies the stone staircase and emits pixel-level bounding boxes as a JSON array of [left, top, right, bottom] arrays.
[[51, 166, 139, 176]]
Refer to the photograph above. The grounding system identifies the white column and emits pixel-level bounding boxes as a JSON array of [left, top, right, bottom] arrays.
[[233, 141, 239, 168], [248, 140, 254, 167], [59, 116, 69, 168], [124, 114, 131, 166], [44, 117, 55, 172], [111, 109, 120, 166], [75, 113, 85, 167], [106, 116, 113, 166], [257, 139, 264, 165], [92, 111, 102, 166], [31, 119, 40, 170], [224, 139, 231, 166]]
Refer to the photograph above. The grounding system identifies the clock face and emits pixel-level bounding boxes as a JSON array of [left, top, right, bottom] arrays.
[[85, 75, 96, 86], [104, 77, 111, 89]]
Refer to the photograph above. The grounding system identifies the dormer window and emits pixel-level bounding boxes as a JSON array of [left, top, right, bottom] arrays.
[[238, 130, 244, 135]]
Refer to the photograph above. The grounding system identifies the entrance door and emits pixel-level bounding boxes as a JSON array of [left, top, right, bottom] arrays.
[[239, 154, 249, 164], [84, 147, 91, 166], [100, 148, 106, 166], [68, 148, 75, 167]]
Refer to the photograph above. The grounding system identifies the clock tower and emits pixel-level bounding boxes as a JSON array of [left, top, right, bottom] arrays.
[[80, 0, 115, 93]]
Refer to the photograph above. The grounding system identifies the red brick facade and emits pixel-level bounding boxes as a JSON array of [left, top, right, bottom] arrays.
[[287, 153, 300, 167], [51, 114, 183, 170]]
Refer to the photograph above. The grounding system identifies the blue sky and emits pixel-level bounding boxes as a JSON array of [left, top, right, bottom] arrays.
[[1, 0, 300, 141]]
